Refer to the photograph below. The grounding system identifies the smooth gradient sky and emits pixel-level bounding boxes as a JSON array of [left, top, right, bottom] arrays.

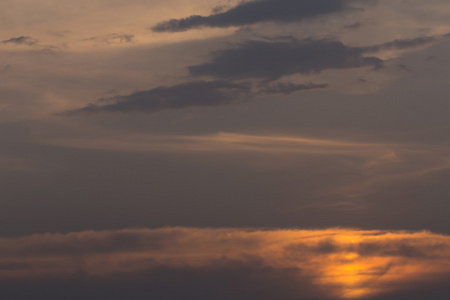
[[1, 0, 450, 299]]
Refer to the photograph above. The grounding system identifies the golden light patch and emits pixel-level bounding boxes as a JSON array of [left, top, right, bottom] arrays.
[[1, 228, 450, 299]]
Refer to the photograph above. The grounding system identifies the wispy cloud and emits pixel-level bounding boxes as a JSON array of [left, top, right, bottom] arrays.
[[360, 35, 442, 53], [257, 82, 329, 95], [82, 33, 135, 45], [46, 132, 450, 204], [2, 36, 38, 46]]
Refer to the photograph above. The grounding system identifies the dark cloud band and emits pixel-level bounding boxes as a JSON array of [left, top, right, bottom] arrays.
[[152, 0, 348, 32], [67, 81, 251, 114], [189, 38, 384, 80]]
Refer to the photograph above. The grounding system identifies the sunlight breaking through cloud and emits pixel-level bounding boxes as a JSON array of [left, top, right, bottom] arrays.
[[1, 228, 450, 299]]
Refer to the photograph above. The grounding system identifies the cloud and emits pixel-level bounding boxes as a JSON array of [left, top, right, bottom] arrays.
[[67, 76, 330, 114], [47, 132, 400, 155], [361, 36, 439, 52], [344, 22, 363, 30], [1, 228, 450, 300], [83, 33, 135, 45], [188, 37, 384, 80], [258, 82, 329, 95], [46, 132, 450, 214], [188, 34, 447, 81], [66, 34, 447, 115], [2, 36, 38, 46], [67, 81, 251, 114], [152, 0, 349, 32]]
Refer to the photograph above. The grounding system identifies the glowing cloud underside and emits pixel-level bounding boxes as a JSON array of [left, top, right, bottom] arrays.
[[1, 228, 450, 299]]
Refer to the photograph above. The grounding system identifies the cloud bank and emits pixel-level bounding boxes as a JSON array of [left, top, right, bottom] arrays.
[[1, 227, 450, 300]]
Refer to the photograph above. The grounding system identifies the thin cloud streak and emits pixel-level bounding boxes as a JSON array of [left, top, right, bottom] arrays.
[[257, 82, 329, 95], [46, 132, 401, 155], [47, 132, 450, 203], [2, 36, 38, 46]]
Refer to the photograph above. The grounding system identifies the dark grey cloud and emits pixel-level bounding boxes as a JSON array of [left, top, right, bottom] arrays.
[[0, 230, 182, 257], [0, 260, 326, 300], [68, 78, 331, 114], [368, 280, 450, 300], [68, 81, 251, 114], [189, 38, 384, 80], [2, 36, 38, 46], [3, 271, 449, 300], [68, 34, 446, 115], [356, 240, 449, 258], [287, 239, 450, 259], [152, 0, 348, 32]]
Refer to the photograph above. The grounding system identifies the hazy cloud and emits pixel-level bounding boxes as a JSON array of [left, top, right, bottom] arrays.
[[83, 33, 135, 44], [2, 64, 12, 73], [152, 0, 349, 32], [2, 36, 38, 46], [258, 82, 329, 95], [361, 36, 439, 52], [344, 22, 363, 30]]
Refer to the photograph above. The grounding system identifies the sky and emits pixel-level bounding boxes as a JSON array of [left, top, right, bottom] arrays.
[[1, 0, 450, 298]]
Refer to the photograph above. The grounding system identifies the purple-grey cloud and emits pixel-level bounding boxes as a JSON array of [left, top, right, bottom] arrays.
[[152, 0, 349, 32], [189, 38, 384, 80]]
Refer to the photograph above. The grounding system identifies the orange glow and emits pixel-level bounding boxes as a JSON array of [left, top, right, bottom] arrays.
[[1, 228, 450, 299]]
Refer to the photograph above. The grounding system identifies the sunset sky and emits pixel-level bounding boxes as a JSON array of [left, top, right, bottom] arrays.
[[1, 0, 450, 299]]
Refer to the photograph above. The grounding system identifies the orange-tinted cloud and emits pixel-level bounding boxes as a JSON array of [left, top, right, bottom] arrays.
[[1, 227, 450, 299]]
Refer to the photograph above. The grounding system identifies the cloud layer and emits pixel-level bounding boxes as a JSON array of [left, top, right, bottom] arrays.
[[1, 227, 450, 300]]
